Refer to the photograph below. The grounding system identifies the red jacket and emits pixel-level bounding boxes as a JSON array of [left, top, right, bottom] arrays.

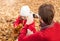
[[14, 16, 36, 32], [19, 22, 60, 41], [14, 16, 26, 27], [13, 16, 36, 41]]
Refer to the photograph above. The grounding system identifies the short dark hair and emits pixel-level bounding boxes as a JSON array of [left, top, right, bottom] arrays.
[[38, 4, 55, 25]]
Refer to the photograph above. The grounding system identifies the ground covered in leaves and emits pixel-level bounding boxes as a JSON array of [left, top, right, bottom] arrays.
[[0, 0, 60, 41]]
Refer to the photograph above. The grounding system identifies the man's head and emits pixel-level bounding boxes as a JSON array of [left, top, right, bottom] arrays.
[[38, 4, 55, 25]]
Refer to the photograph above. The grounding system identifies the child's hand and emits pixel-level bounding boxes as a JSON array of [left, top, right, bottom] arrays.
[[26, 29, 33, 36]]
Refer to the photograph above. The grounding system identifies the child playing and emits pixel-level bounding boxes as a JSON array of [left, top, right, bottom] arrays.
[[13, 5, 36, 41]]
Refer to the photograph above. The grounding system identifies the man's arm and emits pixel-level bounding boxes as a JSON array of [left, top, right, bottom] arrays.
[[23, 32, 45, 41]]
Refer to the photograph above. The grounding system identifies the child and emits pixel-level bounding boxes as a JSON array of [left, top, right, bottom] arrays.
[[13, 5, 36, 41]]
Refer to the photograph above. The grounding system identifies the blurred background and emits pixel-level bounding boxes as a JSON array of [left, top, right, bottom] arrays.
[[0, 0, 60, 41]]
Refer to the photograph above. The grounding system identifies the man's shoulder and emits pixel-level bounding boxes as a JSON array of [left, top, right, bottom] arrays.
[[54, 22, 60, 29], [41, 22, 60, 33], [54, 22, 60, 26], [46, 22, 60, 30]]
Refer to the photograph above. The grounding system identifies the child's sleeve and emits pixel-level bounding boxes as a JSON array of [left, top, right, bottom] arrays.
[[13, 16, 21, 27], [13, 16, 24, 27], [28, 22, 36, 33], [18, 24, 28, 41]]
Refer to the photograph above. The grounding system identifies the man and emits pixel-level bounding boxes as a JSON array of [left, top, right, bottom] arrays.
[[13, 5, 36, 41], [19, 4, 60, 41]]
